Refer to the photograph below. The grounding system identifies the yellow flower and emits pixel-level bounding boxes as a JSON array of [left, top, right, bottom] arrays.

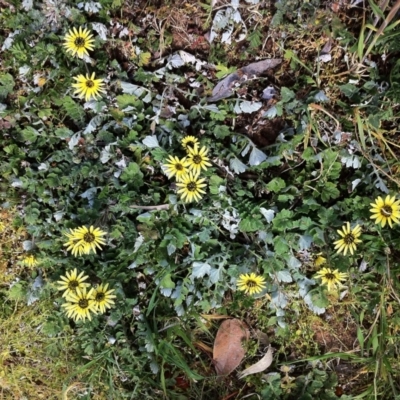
[[313, 253, 326, 267], [92, 283, 116, 314], [163, 155, 190, 182], [237, 273, 266, 295], [314, 267, 348, 291], [370, 195, 400, 228], [62, 287, 97, 321], [57, 268, 90, 298], [64, 225, 107, 256], [63, 26, 95, 58], [181, 136, 199, 152], [186, 144, 212, 175], [176, 172, 207, 203], [333, 222, 362, 256], [22, 255, 38, 268], [72, 72, 105, 102]]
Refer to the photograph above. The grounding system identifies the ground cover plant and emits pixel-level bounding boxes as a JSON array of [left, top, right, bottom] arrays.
[[1, 0, 400, 398]]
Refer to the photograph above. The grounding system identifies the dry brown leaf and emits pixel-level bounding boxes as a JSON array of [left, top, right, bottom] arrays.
[[213, 319, 250, 376]]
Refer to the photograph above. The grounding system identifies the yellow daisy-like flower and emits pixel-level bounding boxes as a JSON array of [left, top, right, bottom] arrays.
[[163, 155, 190, 182], [333, 222, 362, 256], [181, 136, 199, 152], [63, 26, 95, 58], [237, 273, 266, 295], [176, 172, 207, 203], [57, 268, 90, 298], [314, 267, 348, 292], [22, 255, 38, 268], [64, 225, 107, 256], [72, 72, 106, 102], [92, 283, 116, 314], [312, 253, 326, 267], [370, 195, 400, 228], [186, 144, 212, 175], [62, 287, 97, 321]]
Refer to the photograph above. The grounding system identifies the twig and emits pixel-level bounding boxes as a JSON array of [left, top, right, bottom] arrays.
[[130, 204, 170, 210]]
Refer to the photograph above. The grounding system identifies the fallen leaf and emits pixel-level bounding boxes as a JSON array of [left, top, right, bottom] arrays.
[[207, 58, 282, 102], [238, 346, 273, 379], [213, 319, 250, 376]]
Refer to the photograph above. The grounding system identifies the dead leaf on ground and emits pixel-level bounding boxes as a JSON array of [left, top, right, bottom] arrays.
[[207, 58, 282, 102], [238, 345, 273, 379], [213, 319, 250, 376]]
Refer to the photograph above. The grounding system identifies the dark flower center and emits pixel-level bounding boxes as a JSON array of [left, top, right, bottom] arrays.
[[186, 141, 195, 148], [325, 273, 335, 280], [68, 280, 79, 290], [381, 206, 393, 217], [187, 182, 197, 192], [175, 163, 183, 171], [192, 155, 202, 164], [246, 280, 257, 288], [85, 80, 94, 88], [344, 234, 355, 244], [78, 299, 89, 309], [74, 37, 86, 48], [95, 292, 105, 302], [83, 232, 95, 243]]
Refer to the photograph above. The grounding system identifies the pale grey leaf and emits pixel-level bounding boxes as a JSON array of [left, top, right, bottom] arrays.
[[276, 270, 292, 283], [53, 211, 65, 222], [351, 178, 361, 191], [23, 240, 33, 251], [359, 259, 368, 272], [259, 208, 275, 223], [230, 157, 247, 174], [167, 243, 176, 256], [22, 0, 33, 11], [169, 53, 184, 68], [240, 101, 262, 113], [133, 234, 144, 253], [209, 266, 222, 284], [249, 147, 267, 166], [287, 256, 302, 269], [262, 85, 276, 100], [263, 106, 277, 118], [298, 234, 313, 250], [191, 262, 211, 279], [142, 135, 160, 148], [68, 132, 81, 150], [314, 90, 329, 102], [238, 346, 273, 379], [91, 22, 108, 40]]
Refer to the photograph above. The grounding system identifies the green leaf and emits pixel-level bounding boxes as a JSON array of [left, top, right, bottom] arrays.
[[116, 94, 138, 109], [272, 209, 294, 231], [339, 83, 359, 98], [0, 73, 15, 100], [266, 177, 286, 193], [21, 126, 39, 143], [120, 162, 144, 186], [214, 124, 231, 139], [160, 273, 175, 289], [239, 216, 264, 232], [319, 182, 340, 202], [280, 87, 295, 102], [209, 175, 225, 195], [62, 96, 85, 126]]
